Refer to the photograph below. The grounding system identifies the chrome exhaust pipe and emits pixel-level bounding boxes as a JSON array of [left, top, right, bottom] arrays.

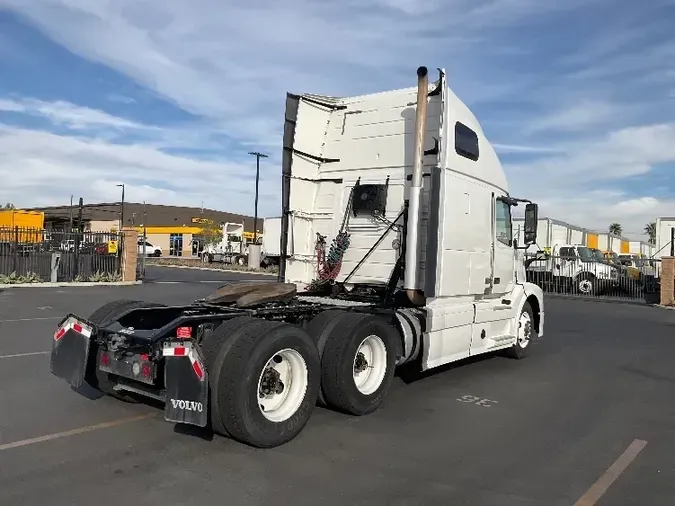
[[404, 66, 429, 306]]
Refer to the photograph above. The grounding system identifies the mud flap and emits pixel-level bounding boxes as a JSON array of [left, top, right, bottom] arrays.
[[162, 341, 209, 427], [49, 316, 94, 389]]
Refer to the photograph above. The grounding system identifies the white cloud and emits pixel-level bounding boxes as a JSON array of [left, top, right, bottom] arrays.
[[506, 123, 675, 235], [0, 125, 281, 216], [0, 0, 601, 144], [523, 100, 619, 135], [493, 143, 564, 154], [107, 94, 137, 104], [0, 0, 672, 242], [0, 97, 151, 130]]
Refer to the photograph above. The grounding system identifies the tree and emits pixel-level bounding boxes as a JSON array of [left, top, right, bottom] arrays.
[[196, 220, 223, 247], [644, 222, 656, 244], [609, 223, 622, 236], [3, 203, 16, 209]]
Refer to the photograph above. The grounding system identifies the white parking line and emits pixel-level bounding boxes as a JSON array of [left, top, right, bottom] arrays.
[[573, 439, 648, 506], [153, 280, 272, 284], [0, 414, 155, 452], [0, 351, 50, 360], [0, 316, 61, 323]]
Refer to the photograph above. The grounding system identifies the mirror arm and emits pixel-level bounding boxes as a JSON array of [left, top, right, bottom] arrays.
[[498, 196, 533, 207]]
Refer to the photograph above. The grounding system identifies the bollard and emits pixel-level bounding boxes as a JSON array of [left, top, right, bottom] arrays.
[[248, 244, 261, 269], [50, 252, 62, 283]]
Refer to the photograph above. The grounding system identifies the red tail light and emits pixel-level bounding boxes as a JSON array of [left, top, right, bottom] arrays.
[[100, 352, 110, 367], [176, 327, 192, 339]]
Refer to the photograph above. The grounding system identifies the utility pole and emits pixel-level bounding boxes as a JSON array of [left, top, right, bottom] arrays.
[[69, 195, 73, 232], [248, 151, 268, 242], [116, 183, 125, 231], [141, 201, 147, 280], [74, 197, 83, 280]]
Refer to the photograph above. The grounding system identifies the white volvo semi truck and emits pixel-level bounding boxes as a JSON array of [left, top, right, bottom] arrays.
[[49, 66, 544, 449]]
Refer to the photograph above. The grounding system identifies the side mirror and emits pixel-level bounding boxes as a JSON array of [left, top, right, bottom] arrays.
[[523, 203, 538, 245]]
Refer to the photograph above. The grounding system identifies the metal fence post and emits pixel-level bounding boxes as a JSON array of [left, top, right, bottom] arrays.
[[142, 227, 147, 279], [13, 225, 18, 274]]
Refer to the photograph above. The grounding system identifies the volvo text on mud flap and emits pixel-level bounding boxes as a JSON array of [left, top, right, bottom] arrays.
[[163, 341, 209, 427]]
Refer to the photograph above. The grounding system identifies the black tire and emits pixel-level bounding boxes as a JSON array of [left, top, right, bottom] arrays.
[[505, 301, 535, 359], [575, 273, 596, 296], [320, 313, 398, 416], [199, 316, 259, 437], [306, 309, 351, 405], [210, 318, 320, 448], [87, 300, 166, 401]]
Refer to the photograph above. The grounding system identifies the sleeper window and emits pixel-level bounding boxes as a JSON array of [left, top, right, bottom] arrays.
[[455, 122, 479, 161]]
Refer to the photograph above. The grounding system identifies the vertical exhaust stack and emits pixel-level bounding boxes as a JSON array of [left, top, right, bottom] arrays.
[[404, 66, 429, 306]]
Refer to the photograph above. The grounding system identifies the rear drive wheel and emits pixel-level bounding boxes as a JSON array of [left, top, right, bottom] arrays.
[[87, 300, 166, 401], [505, 301, 535, 359], [319, 313, 398, 416], [210, 318, 320, 448], [307, 309, 350, 405], [200, 316, 262, 436]]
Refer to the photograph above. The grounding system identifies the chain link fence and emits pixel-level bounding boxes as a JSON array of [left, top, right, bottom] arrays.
[[0, 226, 122, 283]]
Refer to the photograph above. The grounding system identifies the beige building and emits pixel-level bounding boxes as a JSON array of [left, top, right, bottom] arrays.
[[29, 202, 263, 258]]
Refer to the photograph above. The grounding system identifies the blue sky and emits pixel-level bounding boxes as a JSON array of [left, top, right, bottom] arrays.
[[0, 0, 673, 240]]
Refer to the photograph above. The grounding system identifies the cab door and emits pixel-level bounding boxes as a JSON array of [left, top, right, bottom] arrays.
[[470, 194, 517, 356], [492, 195, 515, 295]]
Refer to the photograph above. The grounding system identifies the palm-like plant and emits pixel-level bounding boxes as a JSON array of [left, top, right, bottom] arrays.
[[644, 222, 656, 244], [2, 203, 15, 209], [609, 223, 623, 236]]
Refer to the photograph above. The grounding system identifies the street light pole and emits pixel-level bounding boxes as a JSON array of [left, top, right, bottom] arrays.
[[116, 183, 125, 231], [248, 151, 268, 242]]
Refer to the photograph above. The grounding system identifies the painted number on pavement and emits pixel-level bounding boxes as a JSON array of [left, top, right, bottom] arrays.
[[456, 395, 498, 408]]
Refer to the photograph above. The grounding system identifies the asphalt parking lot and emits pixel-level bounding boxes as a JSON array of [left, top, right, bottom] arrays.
[[1, 266, 674, 505]]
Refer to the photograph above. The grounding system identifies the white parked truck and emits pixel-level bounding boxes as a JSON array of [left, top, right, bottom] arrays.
[[48, 66, 544, 449], [201, 222, 247, 265], [260, 216, 282, 267], [525, 243, 619, 295]]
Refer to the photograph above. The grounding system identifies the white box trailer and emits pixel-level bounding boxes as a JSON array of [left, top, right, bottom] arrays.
[[596, 232, 630, 255], [655, 217, 675, 259], [47, 66, 545, 450], [513, 217, 586, 251], [629, 241, 653, 257]]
